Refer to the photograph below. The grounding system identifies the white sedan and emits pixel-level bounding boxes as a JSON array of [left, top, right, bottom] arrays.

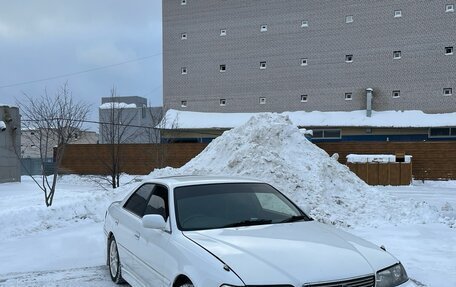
[[104, 176, 416, 287]]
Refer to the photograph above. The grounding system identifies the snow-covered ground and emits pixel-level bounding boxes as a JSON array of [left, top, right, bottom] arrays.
[[0, 114, 455, 286], [0, 177, 454, 286]]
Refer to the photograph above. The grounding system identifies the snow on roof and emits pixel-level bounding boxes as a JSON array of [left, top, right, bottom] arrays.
[[160, 109, 456, 129], [0, 121, 6, 130], [346, 154, 412, 163], [99, 102, 137, 109], [0, 104, 18, 108]]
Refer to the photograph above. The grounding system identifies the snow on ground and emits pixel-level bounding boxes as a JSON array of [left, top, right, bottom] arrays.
[[0, 114, 455, 286], [0, 178, 454, 286], [0, 176, 138, 287]]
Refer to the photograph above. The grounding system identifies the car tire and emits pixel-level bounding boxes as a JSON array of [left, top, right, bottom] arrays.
[[108, 236, 125, 284], [179, 283, 194, 287]]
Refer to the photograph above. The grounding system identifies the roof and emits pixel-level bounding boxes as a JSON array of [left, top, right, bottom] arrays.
[[159, 109, 456, 129], [146, 175, 262, 188]]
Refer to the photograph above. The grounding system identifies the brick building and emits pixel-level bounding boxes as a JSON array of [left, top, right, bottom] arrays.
[[163, 0, 455, 113]]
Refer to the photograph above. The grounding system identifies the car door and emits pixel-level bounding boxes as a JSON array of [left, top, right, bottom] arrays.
[[136, 184, 173, 287], [117, 183, 163, 285]]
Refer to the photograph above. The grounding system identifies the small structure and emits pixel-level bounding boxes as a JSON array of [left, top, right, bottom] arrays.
[[158, 109, 456, 143], [0, 104, 21, 183], [99, 96, 163, 144], [346, 154, 413, 185]]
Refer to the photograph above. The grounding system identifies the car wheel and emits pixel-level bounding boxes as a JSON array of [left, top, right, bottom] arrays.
[[108, 236, 125, 284], [179, 283, 194, 287]]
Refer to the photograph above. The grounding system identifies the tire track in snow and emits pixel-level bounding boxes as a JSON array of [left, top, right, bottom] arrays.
[[0, 266, 130, 287]]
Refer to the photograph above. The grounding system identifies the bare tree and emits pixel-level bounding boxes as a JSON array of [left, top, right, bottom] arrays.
[[20, 83, 90, 207], [99, 87, 138, 188], [145, 105, 163, 144]]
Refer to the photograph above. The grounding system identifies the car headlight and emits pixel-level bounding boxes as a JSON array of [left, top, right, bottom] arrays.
[[376, 263, 409, 287]]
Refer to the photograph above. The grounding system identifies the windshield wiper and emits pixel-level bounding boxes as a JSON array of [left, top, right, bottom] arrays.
[[223, 219, 272, 228], [280, 215, 308, 223]]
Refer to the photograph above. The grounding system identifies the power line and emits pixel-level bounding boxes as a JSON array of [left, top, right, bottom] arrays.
[[0, 53, 162, 89], [22, 118, 224, 137]]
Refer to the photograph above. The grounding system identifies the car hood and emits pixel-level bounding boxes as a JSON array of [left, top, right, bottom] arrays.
[[184, 221, 397, 285]]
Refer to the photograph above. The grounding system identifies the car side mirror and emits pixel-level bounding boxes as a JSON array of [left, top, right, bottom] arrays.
[[142, 214, 167, 230]]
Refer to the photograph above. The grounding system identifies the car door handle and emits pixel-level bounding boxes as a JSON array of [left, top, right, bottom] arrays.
[[134, 232, 140, 240], [114, 219, 119, 226]]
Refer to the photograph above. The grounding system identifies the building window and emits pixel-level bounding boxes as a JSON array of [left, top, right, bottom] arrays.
[[220, 99, 227, 106], [181, 100, 187, 108], [181, 67, 187, 74], [260, 24, 268, 32], [260, 61, 267, 69], [392, 90, 401, 98], [301, 20, 309, 27], [445, 46, 454, 55], [219, 64, 226, 72], [393, 50, 402, 59], [312, 129, 342, 139], [345, 15, 354, 23], [300, 58, 308, 66], [429, 127, 456, 138], [444, 88, 453, 96], [181, 0, 187, 5], [220, 29, 227, 36], [394, 10, 402, 18], [301, 95, 308, 102], [345, 54, 353, 63], [259, 97, 266, 104], [181, 33, 187, 40], [345, 93, 352, 100], [446, 4, 454, 12]]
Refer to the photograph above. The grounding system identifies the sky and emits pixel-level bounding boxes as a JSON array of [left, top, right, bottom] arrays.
[[0, 0, 162, 130]]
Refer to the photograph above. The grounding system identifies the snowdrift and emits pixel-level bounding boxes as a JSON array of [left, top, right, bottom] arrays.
[[150, 113, 447, 227]]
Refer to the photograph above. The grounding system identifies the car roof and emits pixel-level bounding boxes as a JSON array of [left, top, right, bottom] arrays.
[[144, 175, 263, 188]]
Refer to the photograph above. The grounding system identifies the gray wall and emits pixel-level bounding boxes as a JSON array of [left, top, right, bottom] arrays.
[[0, 106, 21, 183], [99, 97, 163, 144], [163, 0, 456, 113]]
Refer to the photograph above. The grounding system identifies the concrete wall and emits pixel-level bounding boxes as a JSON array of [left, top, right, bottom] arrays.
[[163, 0, 456, 113], [0, 105, 21, 183]]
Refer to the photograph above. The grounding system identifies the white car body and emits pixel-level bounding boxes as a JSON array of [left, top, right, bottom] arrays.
[[104, 176, 416, 287]]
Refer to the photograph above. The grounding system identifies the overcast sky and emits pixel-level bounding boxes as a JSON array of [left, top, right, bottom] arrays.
[[0, 0, 162, 130]]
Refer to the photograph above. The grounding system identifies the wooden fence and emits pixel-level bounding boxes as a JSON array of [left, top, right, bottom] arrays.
[[316, 141, 456, 180], [60, 141, 456, 180], [347, 163, 412, 185], [60, 143, 207, 175]]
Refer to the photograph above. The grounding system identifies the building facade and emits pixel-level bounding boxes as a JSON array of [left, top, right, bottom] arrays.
[[0, 105, 21, 183], [163, 0, 456, 113], [99, 96, 163, 144]]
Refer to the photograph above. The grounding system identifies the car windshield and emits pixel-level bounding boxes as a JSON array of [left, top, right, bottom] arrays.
[[174, 183, 311, 231]]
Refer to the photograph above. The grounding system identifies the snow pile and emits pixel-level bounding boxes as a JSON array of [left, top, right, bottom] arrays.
[[99, 102, 137, 109], [0, 175, 138, 241], [150, 113, 448, 227], [0, 120, 6, 130]]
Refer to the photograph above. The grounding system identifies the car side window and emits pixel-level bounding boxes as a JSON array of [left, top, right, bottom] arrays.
[[144, 185, 169, 221], [124, 184, 155, 217]]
